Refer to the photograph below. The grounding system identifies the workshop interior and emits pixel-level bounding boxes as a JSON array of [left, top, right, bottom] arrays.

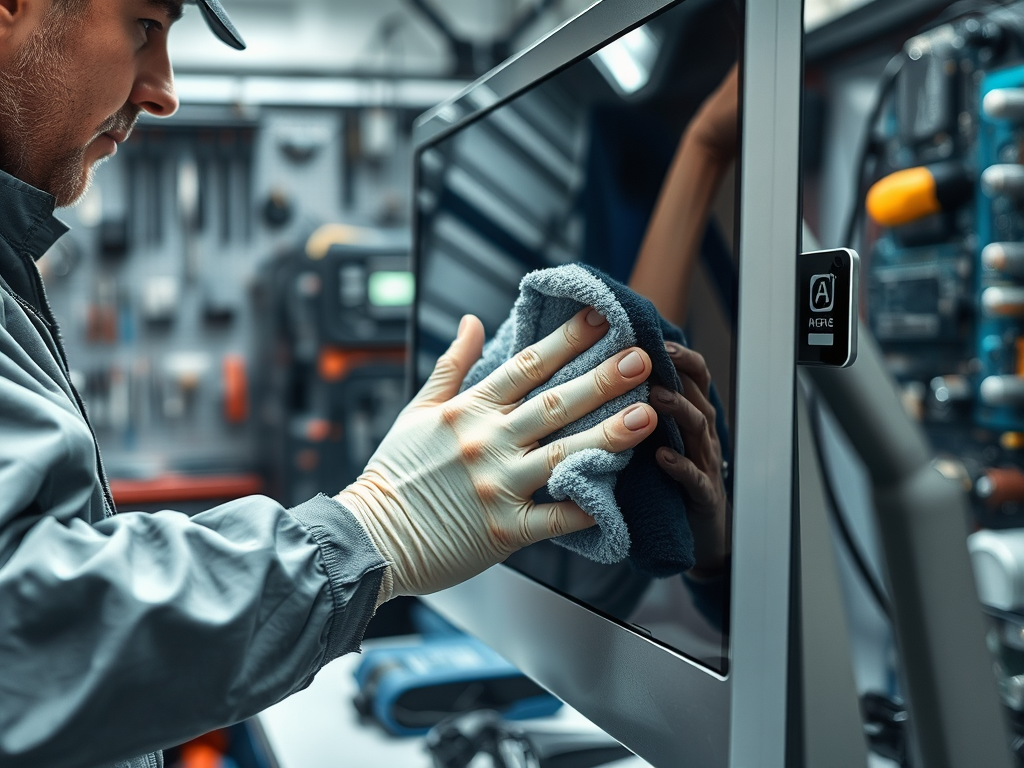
[[27, 0, 1024, 765]]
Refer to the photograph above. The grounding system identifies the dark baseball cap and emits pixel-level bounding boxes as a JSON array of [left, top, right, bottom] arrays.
[[191, 0, 246, 50]]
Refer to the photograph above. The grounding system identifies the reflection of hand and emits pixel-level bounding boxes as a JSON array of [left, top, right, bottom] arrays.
[[338, 308, 659, 602], [629, 64, 740, 328], [686, 63, 740, 170], [650, 343, 730, 575]]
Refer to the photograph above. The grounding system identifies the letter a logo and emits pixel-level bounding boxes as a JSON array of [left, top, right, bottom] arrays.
[[810, 274, 835, 313]]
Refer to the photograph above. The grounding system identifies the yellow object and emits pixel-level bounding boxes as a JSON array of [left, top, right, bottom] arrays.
[[866, 167, 941, 227], [305, 223, 368, 260], [1001, 432, 1024, 451]]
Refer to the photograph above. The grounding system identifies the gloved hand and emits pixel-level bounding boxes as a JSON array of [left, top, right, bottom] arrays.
[[337, 308, 658, 603]]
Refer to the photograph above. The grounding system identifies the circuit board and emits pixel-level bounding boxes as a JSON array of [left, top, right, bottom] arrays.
[[866, 16, 1024, 529]]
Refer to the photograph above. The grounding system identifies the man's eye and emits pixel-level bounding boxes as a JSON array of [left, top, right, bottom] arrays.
[[139, 18, 161, 33]]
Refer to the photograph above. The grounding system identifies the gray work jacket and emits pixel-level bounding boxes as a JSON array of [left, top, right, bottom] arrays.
[[0, 169, 388, 768]]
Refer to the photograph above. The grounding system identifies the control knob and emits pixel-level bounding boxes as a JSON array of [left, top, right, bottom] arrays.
[[982, 286, 1024, 317], [982, 164, 1024, 198], [983, 242, 1024, 276], [984, 88, 1024, 122], [980, 375, 1024, 407]]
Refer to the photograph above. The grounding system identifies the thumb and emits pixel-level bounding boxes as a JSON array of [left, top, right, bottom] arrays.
[[413, 315, 485, 406]]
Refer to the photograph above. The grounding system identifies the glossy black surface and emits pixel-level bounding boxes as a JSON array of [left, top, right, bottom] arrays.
[[413, 0, 741, 673]]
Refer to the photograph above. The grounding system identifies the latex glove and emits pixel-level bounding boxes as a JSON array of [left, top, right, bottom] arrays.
[[337, 308, 658, 602], [649, 342, 730, 576]]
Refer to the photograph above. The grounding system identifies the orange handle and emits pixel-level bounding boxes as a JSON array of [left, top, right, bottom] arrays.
[[223, 354, 248, 424], [866, 167, 941, 227]]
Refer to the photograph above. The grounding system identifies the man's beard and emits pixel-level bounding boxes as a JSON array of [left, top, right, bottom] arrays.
[[0, 15, 140, 207]]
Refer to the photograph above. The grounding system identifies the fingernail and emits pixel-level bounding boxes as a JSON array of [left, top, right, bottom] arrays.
[[665, 342, 680, 356], [617, 351, 644, 378], [586, 309, 606, 327], [660, 449, 678, 464], [458, 316, 469, 337], [624, 405, 651, 431], [655, 388, 674, 404]]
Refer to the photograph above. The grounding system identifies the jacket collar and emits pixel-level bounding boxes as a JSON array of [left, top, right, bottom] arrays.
[[0, 169, 69, 314], [0, 168, 69, 262]]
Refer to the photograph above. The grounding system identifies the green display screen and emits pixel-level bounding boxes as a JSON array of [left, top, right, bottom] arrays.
[[369, 271, 414, 307]]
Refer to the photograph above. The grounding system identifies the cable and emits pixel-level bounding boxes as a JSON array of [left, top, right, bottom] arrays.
[[808, 391, 894, 621], [841, 51, 904, 250]]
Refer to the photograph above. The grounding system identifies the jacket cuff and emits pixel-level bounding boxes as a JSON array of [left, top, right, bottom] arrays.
[[289, 494, 388, 666]]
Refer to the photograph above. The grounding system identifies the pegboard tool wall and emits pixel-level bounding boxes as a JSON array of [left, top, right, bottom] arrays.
[[40, 100, 418, 504]]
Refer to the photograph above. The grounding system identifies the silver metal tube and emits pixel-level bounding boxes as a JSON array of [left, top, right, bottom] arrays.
[[982, 242, 1024, 276], [980, 375, 1024, 408], [982, 286, 1024, 317], [981, 164, 1024, 198], [984, 88, 1024, 122]]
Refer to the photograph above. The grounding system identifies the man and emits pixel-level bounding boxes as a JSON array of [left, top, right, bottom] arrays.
[[0, 1, 664, 766]]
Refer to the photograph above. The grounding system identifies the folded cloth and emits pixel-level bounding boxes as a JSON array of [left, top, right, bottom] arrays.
[[462, 264, 710, 577]]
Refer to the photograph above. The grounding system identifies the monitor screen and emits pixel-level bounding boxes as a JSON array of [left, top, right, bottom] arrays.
[[414, 0, 742, 674]]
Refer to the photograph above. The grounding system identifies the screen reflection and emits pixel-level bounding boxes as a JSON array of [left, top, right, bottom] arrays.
[[414, 0, 742, 672]]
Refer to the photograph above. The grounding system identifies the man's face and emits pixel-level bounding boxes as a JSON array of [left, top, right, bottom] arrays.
[[0, 0, 180, 207]]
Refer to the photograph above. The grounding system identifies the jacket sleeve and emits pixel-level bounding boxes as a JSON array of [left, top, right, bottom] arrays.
[[0, 321, 388, 768]]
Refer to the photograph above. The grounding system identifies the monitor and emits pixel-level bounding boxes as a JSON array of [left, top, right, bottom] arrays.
[[411, 0, 803, 765]]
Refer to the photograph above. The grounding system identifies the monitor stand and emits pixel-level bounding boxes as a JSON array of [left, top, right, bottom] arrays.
[[800, 322, 1013, 768]]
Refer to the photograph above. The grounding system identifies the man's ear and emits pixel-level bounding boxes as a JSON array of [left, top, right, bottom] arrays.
[[0, 0, 28, 51], [0, 0, 19, 35]]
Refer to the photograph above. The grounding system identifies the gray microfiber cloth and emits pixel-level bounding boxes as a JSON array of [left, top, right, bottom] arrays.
[[461, 264, 697, 577]]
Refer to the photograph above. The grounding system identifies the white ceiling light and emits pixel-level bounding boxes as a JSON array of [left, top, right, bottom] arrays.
[[591, 24, 660, 97]]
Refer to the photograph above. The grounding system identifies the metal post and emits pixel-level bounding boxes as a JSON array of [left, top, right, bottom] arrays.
[[806, 322, 1012, 768]]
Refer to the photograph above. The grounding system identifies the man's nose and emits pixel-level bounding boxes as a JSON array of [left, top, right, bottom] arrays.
[[130, 46, 180, 118]]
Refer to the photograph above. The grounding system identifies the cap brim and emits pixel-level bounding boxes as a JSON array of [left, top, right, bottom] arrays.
[[197, 0, 246, 51]]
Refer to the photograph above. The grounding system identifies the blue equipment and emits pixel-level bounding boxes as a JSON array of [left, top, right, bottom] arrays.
[[353, 635, 563, 737]]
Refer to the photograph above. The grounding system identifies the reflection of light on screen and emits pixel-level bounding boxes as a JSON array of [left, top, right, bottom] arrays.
[[369, 271, 414, 307], [592, 26, 659, 96]]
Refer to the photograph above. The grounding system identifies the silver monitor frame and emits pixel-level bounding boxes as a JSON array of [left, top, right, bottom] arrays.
[[413, 0, 804, 765]]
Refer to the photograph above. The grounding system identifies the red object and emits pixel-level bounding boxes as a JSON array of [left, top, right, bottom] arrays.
[[110, 474, 264, 505], [305, 418, 332, 442], [318, 347, 405, 382], [180, 744, 224, 768], [980, 467, 1024, 508], [223, 354, 249, 424], [180, 729, 230, 768]]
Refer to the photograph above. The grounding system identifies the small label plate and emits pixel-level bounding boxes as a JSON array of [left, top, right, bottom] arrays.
[[797, 248, 860, 368]]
